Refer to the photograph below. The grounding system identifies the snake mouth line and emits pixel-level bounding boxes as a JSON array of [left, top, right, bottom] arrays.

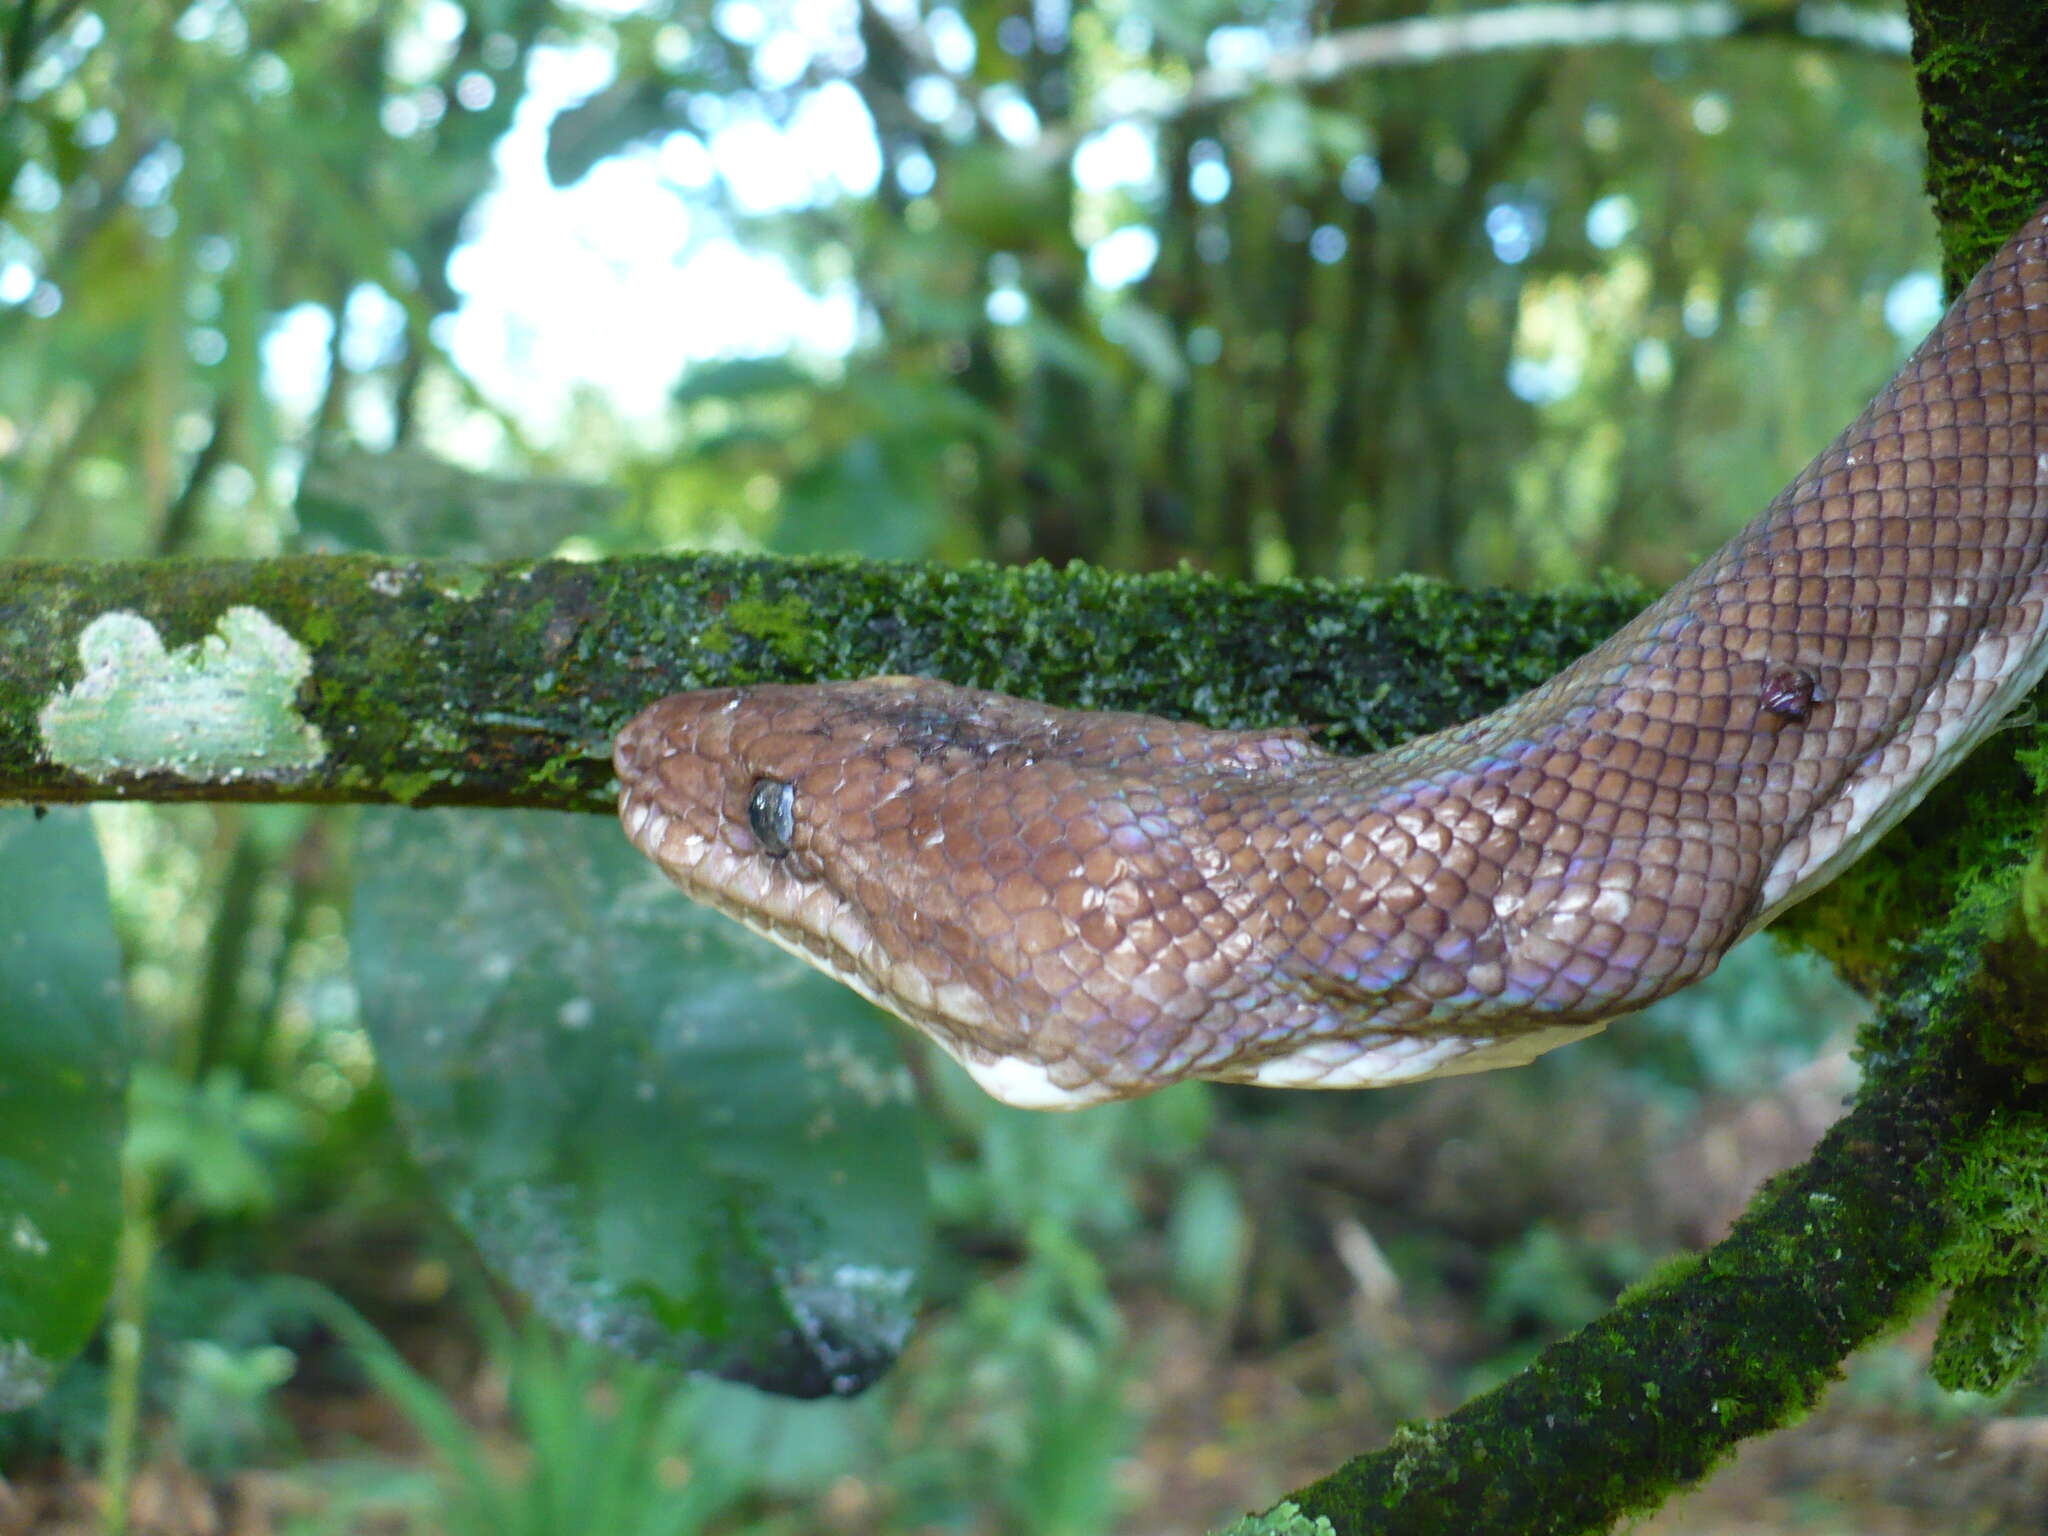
[[703, 892, 1125, 1109], [622, 777, 1608, 1102], [619, 782, 1117, 1108]]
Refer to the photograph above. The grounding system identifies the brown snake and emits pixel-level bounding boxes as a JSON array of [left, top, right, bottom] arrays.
[[616, 204, 2048, 1109]]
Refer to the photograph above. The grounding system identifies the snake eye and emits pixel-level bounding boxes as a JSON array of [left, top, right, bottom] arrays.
[[746, 777, 796, 858]]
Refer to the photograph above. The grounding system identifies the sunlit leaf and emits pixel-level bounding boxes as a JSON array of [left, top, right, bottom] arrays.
[[0, 810, 126, 1411], [1102, 303, 1188, 390], [350, 808, 930, 1398]]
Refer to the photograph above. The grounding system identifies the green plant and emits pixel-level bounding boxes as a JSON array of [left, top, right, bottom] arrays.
[[313, 1301, 784, 1536], [891, 1221, 1141, 1536], [167, 1337, 298, 1472]]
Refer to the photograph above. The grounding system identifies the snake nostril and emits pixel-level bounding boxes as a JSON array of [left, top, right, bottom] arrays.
[[747, 777, 796, 857]]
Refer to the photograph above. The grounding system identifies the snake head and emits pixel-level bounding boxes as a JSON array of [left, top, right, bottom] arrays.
[[614, 676, 1324, 1108]]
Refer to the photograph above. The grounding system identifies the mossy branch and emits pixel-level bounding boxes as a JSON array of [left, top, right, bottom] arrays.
[[0, 554, 1644, 811], [1906, 3, 2048, 293], [1227, 7, 2048, 1532], [1281, 917, 2048, 1534]]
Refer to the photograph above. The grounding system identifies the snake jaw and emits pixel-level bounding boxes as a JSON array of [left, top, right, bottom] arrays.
[[615, 682, 1142, 1104], [614, 690, 898, 999], [615, 680, 1380, 1105]]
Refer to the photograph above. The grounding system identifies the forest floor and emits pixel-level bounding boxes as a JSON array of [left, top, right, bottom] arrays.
[[5, 1033, 2046, 1534], [3, 1306, 2044, 1534]]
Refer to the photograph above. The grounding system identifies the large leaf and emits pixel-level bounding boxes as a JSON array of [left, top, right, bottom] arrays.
[[0, 809, 126, 1410], [350, 809, 929, 1398]]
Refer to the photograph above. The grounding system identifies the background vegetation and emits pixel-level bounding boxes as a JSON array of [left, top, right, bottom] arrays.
[[4, 1, 2043, 1532]]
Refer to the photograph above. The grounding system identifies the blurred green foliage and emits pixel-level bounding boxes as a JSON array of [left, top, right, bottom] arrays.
[[0, 809, 124, 1416], [3, 1, 2039, 1532], [128, 1064, 311, 1219], [0, 0, 1935, 581], [315, 1305, 769, 1536]]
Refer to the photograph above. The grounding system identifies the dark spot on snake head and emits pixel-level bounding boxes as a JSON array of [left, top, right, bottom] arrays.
[[747, 777, 796, 857], [891, 705, 1029, 763], [1760, 667, 1816, 724]]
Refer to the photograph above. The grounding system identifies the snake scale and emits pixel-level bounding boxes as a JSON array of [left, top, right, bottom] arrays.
[[616, 203, 2048, 1109]]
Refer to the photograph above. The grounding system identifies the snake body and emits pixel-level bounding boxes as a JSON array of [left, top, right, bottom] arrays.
[[616, 204, 2048, 1109]]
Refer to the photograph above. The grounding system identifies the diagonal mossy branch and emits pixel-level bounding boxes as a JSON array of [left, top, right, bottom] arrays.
[[1279, 907, 2048, 1535], [1260, 783, 2048, 1535], [0, 554, 1645, 811], [1227, 6, 2048, 1533]]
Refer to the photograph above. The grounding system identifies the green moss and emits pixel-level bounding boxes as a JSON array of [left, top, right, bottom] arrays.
[[1283, 920, 2011, 1534], [436, 566, 491, 601], [383, 770, 442, 806], [1932, 1260, 2048, 1395], [0, 552, 1657, 814], [1931, 1112, 2048, 1275], [1905, 3, 2048, 294], [1610, 1249, 1706, 1310], [1769, 719, 2048, 996], [531, 749, 594, 795], [300, 607, 339, 649], [405, 718, 466, 756], [723, 594, 821, 668]]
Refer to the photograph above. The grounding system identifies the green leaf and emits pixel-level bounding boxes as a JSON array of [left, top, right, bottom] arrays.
[[126, 1065, 309, 1218], [673, 356, 817, 408], [350, 809, 930, 1398], [0, 809, 126, 1411], [294, 449, 622, 559]]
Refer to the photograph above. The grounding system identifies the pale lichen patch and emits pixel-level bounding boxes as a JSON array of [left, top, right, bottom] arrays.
[[38, 608, 328, 781], [0, 1338, 54, 1411], [1209, 1502, 1338, 1536]]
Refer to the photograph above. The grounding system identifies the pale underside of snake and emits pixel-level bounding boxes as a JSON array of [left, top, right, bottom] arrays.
[[615, 204, 2048, 1110]]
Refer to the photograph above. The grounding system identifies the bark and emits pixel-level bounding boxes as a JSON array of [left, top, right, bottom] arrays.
[[0, 553, 1644, 812]]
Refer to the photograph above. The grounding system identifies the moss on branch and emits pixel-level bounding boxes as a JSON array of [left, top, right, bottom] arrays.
[[1263, 805, 2048, 1533], [1281, 917, 2048, 1534], [0, 553, 1645, 812], [1906, 1, 2048, 292], [1218, 8, 2048, 1532]]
